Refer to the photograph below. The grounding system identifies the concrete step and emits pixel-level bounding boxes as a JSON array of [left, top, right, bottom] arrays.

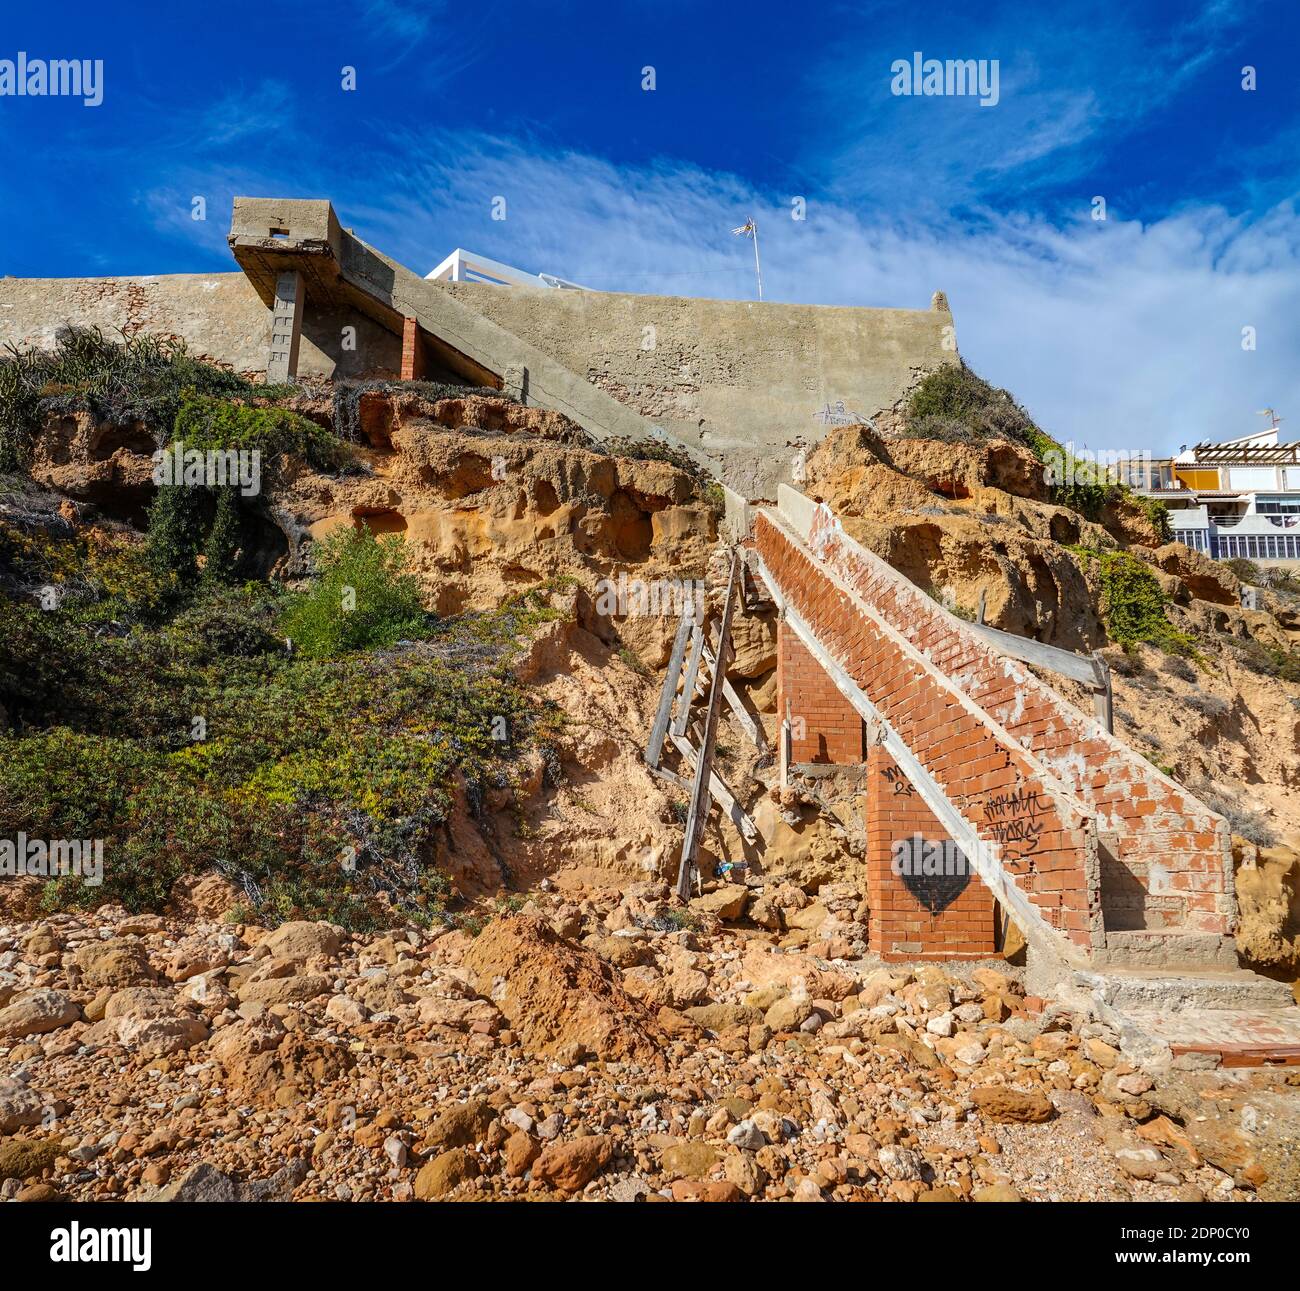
[[1122, 1006, 1300, 1068], [1073, 965, 1295, 1013], [1092, 929, 1240, 970]]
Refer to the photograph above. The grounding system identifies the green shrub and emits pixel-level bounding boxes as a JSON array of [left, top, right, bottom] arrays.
[[1072, 547, 1194, 654], [907, 364, 1048, 454], [1193, 780, 1277, 847], [1134, 494, 1173, 543], [897, 413, 983, 445], [1226, 637, 1300, 683], [905, 364, 1168, 533], [279, 525, 428, 658], [200, 488, 242, 585], [0, 327, 260, 473], [143, 399, 347, 593], [1224, 557, 1263, 585], [0, 608, 562, 927], [171, 394, 346, 472], [0, 452, 567, 930], [145, 483, 212, 590], [170, 585, 281, 662]]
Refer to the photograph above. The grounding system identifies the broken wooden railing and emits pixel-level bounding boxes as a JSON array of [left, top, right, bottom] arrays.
[[642, 552, 766, 898]]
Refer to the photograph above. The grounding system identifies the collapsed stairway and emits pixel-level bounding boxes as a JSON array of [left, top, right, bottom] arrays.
[[744, 485, 1300, 1068]]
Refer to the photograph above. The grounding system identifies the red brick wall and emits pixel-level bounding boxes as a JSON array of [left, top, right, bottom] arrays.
[[798, 504, 1232, 937], [401, 316, 426, 381], [755, 508, 1102, 952], [867, 745, 998, 960], [778, 621, 864, 764]]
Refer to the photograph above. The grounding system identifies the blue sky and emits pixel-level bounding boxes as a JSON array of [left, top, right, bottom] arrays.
[[2, 0, 1297, 454]]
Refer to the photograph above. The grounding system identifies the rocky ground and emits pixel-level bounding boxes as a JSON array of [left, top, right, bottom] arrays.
[[3, 877, 1296, 1204]]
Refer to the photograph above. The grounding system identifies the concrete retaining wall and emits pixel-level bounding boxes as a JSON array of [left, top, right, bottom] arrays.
[[442, 280, 958, 498], [0, 272, 400, 379], [1, 195, 958, 500]]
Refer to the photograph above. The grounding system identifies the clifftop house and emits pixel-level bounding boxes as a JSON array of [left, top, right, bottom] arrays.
[[1133, 423, 1300, 565]]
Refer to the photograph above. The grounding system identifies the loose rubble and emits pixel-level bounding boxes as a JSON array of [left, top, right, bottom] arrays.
[[2, 877, 1295, 1203]]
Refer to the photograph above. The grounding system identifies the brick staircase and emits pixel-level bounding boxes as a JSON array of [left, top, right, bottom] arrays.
[[748, 487, 1300, 1067]]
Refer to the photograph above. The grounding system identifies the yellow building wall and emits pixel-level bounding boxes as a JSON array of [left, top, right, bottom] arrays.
[[1175, 468, 1221, 490]]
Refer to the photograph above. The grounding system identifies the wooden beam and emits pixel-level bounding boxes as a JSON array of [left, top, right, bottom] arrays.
[[671, 618, 707, 739], [1090, 651, 1113, 734], [669, 731, 758, 843], [649, 763, 690, 792], [645, 604, 695, 769], [701, 642, 768, 750], [963, 619, 1107, 690], [676, 555, 740, 899]]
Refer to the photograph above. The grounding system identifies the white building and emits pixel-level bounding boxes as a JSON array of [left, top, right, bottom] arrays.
[[1133, 426, 1300, 565]]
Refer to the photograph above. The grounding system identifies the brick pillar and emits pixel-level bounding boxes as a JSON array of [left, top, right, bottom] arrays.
[[267, 270, 304, 384], [866, 744, 998, 961], [777, 620, 864, 765], [401, 316, 426, 381]]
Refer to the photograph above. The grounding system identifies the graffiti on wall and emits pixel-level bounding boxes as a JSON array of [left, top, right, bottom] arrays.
[[980, 785, 1047, 859]]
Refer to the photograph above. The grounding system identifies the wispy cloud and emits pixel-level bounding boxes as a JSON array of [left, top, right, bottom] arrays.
[[361, 0, 437, 41], [189, 80, 297, 148], [802, 0, 1255, 209]]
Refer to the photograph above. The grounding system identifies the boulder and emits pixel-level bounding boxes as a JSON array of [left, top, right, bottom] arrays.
[[503, 1131, 539, 1178], [690, 885, 750, 921], [764, 996, 813, 1033], [414, 1147, 476, 1200], [973, 1184, 1024, 1202], [115, 1015, 209, 1057], [415, 996, 500, 1032], [74, 939, 156, 988], [103, 987, 185, 1022], [661, 1141, 719, 1179], [260, 921, 342, 963], [532, 1135, 613, 1192], [971, 1085, 1055, 1124], [0, 989, 79, 1038], [237, 974, 333, 1006], [461, 916, 666, 1067], [423, 1099, 495, 1151], [0, 1138, 61, 1182], [684, 1003, 760, 1033], [0, 1080, 45, 1134]]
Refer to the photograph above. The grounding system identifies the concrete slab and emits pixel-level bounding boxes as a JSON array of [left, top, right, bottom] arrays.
[[1124, 1006, 1300, 1067]]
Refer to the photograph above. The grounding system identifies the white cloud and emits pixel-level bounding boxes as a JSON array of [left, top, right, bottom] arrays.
[[801, 1, 1250, 208]]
